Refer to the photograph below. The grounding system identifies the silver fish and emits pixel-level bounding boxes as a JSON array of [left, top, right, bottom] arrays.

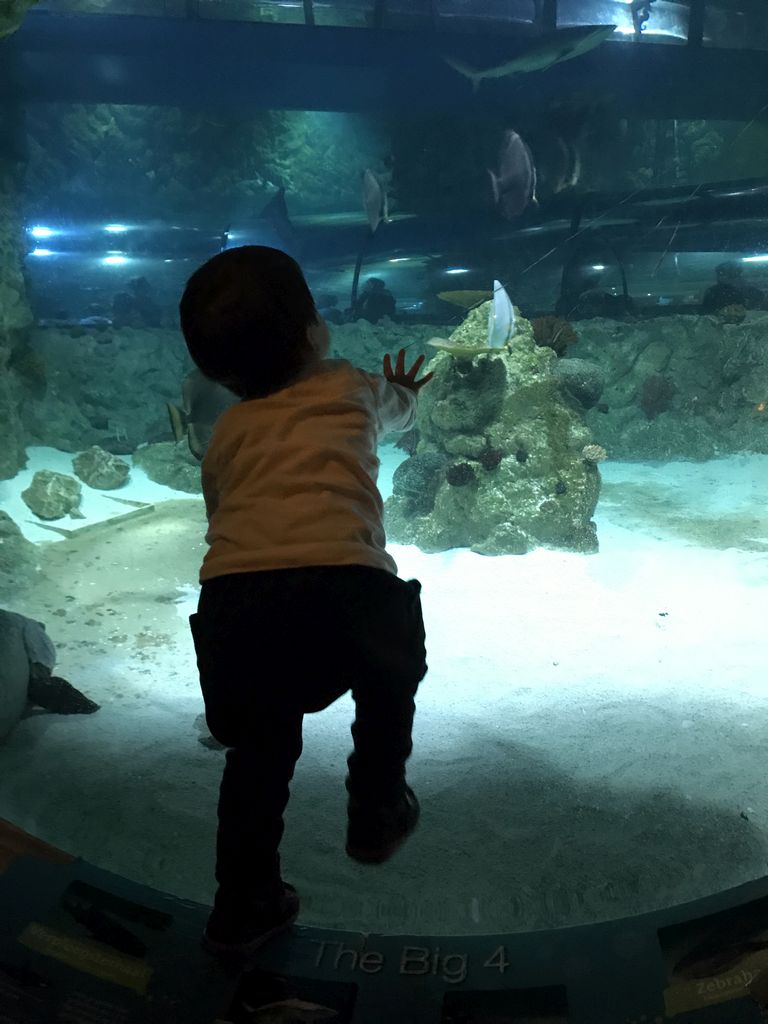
[[489, 129, 537, 220], [426, 281, 515, 357], [361, 168, 389, 233], [553, 135, 582, 193], [488, 279, 516, 348], [166, 368, 238, 461], [443, 24, 616, 93]]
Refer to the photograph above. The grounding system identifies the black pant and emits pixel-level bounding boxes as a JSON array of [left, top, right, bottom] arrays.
[[189, 565, 427, 904]]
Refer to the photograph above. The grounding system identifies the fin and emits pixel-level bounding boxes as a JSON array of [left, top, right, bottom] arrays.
[[166, 402, 187, 442], [442, 54, 476, 78], [187, 423, 206, 462], [443, 53, 483, 91], [28, 675, 100, 715], [488, 169, 499, 204]]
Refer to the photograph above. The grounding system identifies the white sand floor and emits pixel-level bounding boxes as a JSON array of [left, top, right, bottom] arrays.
[[1, 446, 768, 936]]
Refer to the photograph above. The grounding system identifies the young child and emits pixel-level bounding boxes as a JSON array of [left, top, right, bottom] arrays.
[[179, 245, 432, 959]]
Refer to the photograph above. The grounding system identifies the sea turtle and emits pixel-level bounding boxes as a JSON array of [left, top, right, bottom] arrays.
[[0, 609, 99, 743]]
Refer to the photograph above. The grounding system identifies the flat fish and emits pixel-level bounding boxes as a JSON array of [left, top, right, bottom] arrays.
[[488, 279, 516, 348], [489, 129, 537, 220], [362, 168, 388, 233], [436, 290, 492, 308], [167, 368, 238, 460]]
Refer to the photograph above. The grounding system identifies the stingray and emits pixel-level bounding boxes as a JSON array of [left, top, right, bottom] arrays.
[[0, 610, 99, 743]]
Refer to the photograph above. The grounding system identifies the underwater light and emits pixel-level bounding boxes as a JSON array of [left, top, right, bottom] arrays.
[[591, 264, 606, 271], [30, 248, 54, 257], [103, 253, 129, 266], [29, 225, 55, 239], [743, 255, 768, 263], [104, 223, 129, 234], [445, 268, 470, 275], [389, 257, 410, 263]]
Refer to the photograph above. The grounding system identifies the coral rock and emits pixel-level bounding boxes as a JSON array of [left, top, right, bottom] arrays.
[[582, 444, 608, 463], [21, 470, 84, 521], [639, 374, 676, 420], [445, 462, 476, 487], [532, 316, 578, 356], [73, 445, 130, 490]]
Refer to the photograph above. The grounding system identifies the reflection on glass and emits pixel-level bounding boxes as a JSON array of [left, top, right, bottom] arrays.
[[557, 0, 688, 43], [704, 0, 768, 50], [4, 0, 768, 992]]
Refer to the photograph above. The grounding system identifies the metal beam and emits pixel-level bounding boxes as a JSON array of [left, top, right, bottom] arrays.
[[372, 0, 387, 31], [303, 0, 315, 27], [6, 12, 768, 122], [687, 0, 705, 47], [536, 0, 557, 33]]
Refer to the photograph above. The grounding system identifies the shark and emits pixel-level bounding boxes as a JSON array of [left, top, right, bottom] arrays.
[[443, 24, 616, 93]]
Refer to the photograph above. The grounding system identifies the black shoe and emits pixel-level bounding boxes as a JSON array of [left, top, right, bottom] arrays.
[[202, 883, 300, 959], [346, 786, 420, 864]]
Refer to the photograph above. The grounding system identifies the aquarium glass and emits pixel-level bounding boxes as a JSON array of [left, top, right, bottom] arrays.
[[704, 0, 768, 49], [2, 0, 768, 970]]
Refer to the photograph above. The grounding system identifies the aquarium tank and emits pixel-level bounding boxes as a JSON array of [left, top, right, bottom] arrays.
[[2, 0, 768, 1021]]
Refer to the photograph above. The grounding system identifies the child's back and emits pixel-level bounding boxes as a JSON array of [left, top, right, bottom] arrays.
[[201, 358, 415, 580], [179, 245, 432, 961]]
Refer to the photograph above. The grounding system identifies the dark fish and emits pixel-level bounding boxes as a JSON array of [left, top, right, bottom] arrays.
[[167, 368, 238, 461], [361, 168, 388, 233], [259, 187, 297, 252], [489, 129, 538, 220]]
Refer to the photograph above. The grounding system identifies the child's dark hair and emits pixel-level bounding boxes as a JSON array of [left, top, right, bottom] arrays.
[[179, 245, 318, 398]]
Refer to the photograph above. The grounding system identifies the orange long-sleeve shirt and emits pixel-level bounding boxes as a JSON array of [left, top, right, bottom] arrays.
[[199, 359, 416, 581]]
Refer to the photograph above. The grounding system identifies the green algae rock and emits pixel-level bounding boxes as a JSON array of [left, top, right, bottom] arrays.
[[0, 0, 37, 38], [385, 302, 601, 555]]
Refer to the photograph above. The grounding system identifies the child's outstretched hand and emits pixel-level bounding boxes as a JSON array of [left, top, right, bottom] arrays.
[[383, 349, 434, 393]]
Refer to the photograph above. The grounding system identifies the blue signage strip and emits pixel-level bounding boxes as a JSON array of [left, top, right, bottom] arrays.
[[2, 822, 768, 1021]]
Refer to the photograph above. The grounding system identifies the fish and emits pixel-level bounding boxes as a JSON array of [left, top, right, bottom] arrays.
[[553, 135, 582, 193], [489, 129, 537, 220], [488, 279, 516, 347], [166, 368, 238, 461], [259, 187, 298, 252], [361, 168, 389, 233], [426, 337, 488, 357], [443, 24, 616, 93], [427, 281, 515, 357], [437, 290, 492, 308]]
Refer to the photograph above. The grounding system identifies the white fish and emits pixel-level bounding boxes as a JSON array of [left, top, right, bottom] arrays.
[[361, 168, 388, 233], [487, 280, 516, 348]]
